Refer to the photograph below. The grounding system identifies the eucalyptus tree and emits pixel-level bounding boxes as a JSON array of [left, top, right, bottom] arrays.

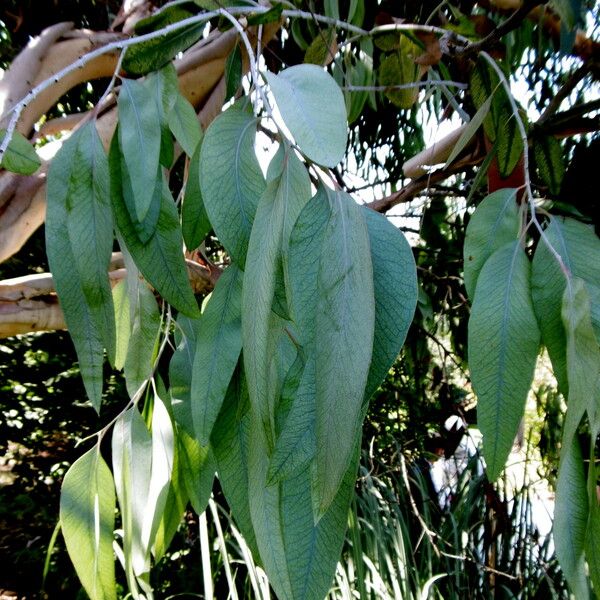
[[0, 0, 599, 598]]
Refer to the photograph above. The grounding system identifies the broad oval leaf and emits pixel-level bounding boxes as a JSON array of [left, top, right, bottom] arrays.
[[118, 78, 161, 222], [531, 217, 600, 392], [199, 106, 266, 265], [0, 128, 41, 174], [463, 188, 520, 300], [191, 264, 243, 445], [60, 445, 116, 600], [362, 207, 418, 401], [469, 240, 540, 481], [109, 132, 200, 317], [265, 64, 347, 167], [314, 188, 374, 516]]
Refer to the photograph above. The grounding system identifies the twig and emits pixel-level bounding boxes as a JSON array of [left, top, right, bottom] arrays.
[[342, 80, 467, 92]]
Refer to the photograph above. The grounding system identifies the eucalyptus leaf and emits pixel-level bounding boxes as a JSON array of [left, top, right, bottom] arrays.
[[313, 188, 374, 516], [469, 240, 540, 481], [192, 264, 243, 445], [463, 188, 520, 300], [60, 446, 116, 600], [265, 65, 347, 167], [0, 128, 41, 174], [199, 105, 265, 265]]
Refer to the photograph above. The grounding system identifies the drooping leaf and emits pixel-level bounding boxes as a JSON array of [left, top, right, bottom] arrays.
[[211, 367, 259, 557], [242, 147, 310, 446], [0, 128, 41, 174], [112, 407, 153, 593], [199, 105, 265, 265], [534, 134, 565, 196], [265, 65, 347, 167], [118, 78, 162, 222], [469, 240, 540, 481], [123, 278, 161, 397], [531, 217, 600, 392], [495, 109, 523, 178], [62, 122, 115, 364], [554, 435, 589, 599], [113, 280, 130, 371], [586, 456, 600, 594], [182, 142, 211, 250], [169, 315, 215, 515], [313, 188, 375, 516], [60, 445, 116, 600], [167, 93, 202, 157], [362, 207, 418, 401], [123, 7, 204, 75], [378, 37, 422, 109], [304, 28, 337, 66], [463, 188, 520, 300], [109, 132, 200, 317], [192, 264, 243, 445], [224, 44, 243, 100], [46, 129, 106, 410]]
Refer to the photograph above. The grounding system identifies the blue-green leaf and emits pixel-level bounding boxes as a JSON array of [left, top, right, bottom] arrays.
[[118, 78, 162, 222], [60, 445, 116, 600], [167, 93, 202, 157], [192, 264, 243, 445], [0, 129, 41, 174], [199, 106, 265, 265], [109, 132, 200, 317], [313, 188, 374, 516], [265, 65, 347, 167], [463, 188, 520, 300], [469, 241, 540, 480]]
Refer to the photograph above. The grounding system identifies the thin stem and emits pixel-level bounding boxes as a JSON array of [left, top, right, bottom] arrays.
[[343, 80, 467, 92]]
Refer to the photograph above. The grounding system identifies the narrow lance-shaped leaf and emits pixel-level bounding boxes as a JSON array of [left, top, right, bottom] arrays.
[[169, 315, 215, 516], [167, 93, 202, 158], [64, 122, 115, 364], [60, 445, 116, 600], [242, 148, 310, 447], [182, 141, 211, 251], [46, 128, 105, 410], [118, 78, 161, 222], [192, 264, 243, 445], [463, 188, 520, 300], [314, 188, 375, 517], [469, 240, 540, 481], [531, 217, 600, 392], [109, 132, 200, 317], [265, 64, 348, 167], [199, 105, 265, 266]]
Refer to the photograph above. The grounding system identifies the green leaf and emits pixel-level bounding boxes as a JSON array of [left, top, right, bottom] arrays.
[[123, 278, 161, 397], [378, 37, 421, 109], [495, 110, 523, 178], [554, 435, 589, 599], [242, 147, 311, 447], [224, 44, 243, 100], [118, 78, 162, 222], [182, 142, 211, 250], [247, 3, 284, 25], [199, 105, 266, 265], [362, 207, 418, 401], [445, 96, 492, 168], [0, 129, 41, 174], [534, 135, 565, 195], [531, 217, 600, 392], [248, 407, 359, 600], [123, 7, 204, 75], [192, 264, 243, 445], [469, 241, 540, 481], [60, 445, 116, 600], [211, 367, 259, 557], [304, 28, 337, 66], [63, 122, 116, 364], [586, 456, 600, 594], [167, 93, 202, 157], [169, 314, 215, 515], [109, 132, 200, 317], [46, 129, 106, 410], [113, 280, 130, 371], [313, 188, 374, 516], [265, 65, 347, 167], [463, 189, 520, 300]]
